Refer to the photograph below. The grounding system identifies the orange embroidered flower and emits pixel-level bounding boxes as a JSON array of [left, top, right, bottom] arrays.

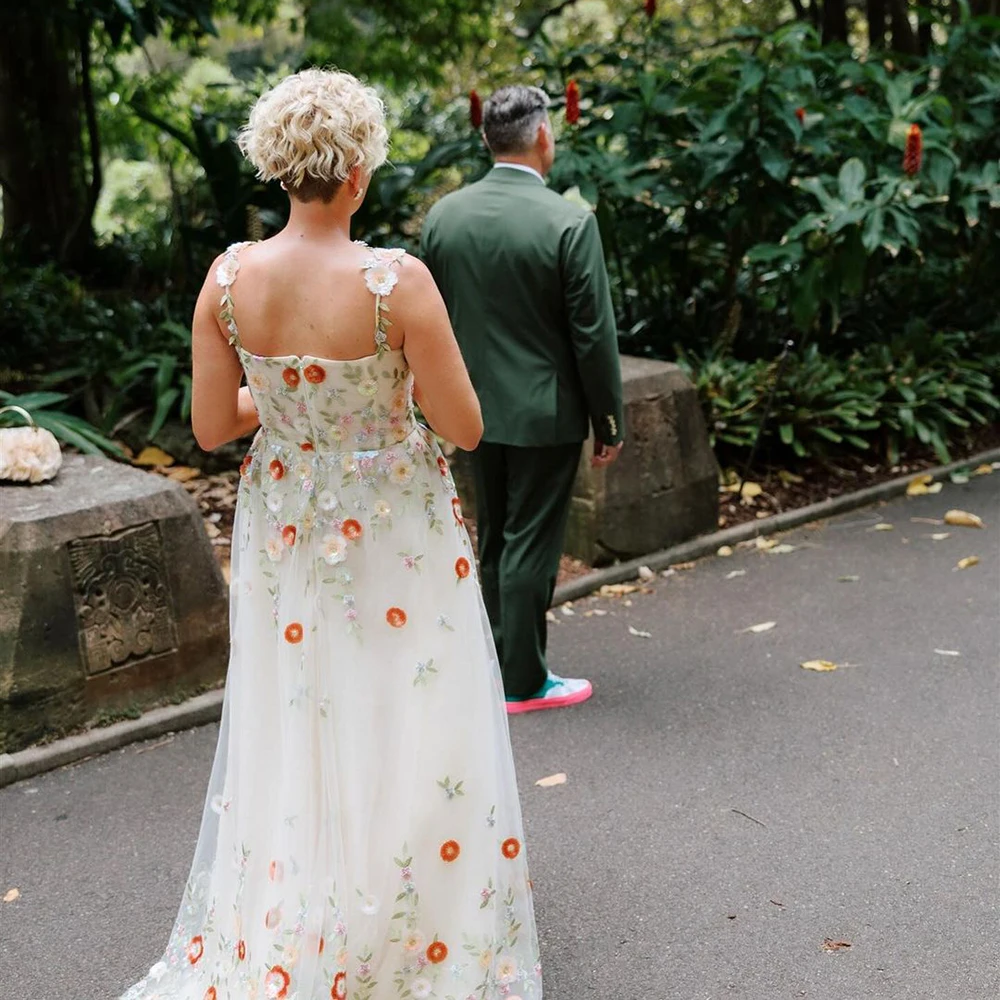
[[452, 497, 464, 524], [187, 935, 204, 965], [269, 859, 284, 882], [501, 837, 521, 859], [269, 459, 285, 480], [282, 367, 300, 389], [455, 557, 471, 580], [303, 363, 327, 384], [342, 519, 363, 541], [437, 456, 449, 476], [440, 839, 461, 862], [386, 607, 407, 628], [204, 989, 217, 1000], [331, 971, 347, 1000], [426, 940, 449, 964], [264, 965, 291, 998], [300, 441, 314, 452], [237, 939, 247, 961], [284, 622, 304, 644], [240, 453, 253, 478], [282, 525, 297, 547]]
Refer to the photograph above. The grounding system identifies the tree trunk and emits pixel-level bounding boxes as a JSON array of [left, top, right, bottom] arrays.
[[888, 0, 920, 53], [822, 0, 850, 44], [0, 3, 94, 268], [918, 0, 934, 53], [868, 0, 888, 48]]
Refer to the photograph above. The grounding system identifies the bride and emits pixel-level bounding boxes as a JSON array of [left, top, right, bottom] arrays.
[[119, 68, 542, 1000]]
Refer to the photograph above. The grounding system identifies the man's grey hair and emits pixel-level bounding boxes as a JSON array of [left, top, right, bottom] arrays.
[[483, 86, 550, 155]]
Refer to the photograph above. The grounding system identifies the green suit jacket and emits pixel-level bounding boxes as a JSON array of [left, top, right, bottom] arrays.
[[420, 166, 624, 448]]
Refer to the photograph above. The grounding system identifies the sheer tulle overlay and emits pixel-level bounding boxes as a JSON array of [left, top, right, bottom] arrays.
[[120, 245, 542, 1000]]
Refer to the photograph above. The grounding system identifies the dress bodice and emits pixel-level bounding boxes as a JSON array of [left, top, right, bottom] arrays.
[[217, 241, 416, 455]]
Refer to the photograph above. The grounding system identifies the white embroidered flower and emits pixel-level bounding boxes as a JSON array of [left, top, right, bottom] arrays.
[[249, 373, 271, 392], [389, 458, 415, 485], [216, 253, 240, 287], [374, 500, 391, 517], [496, 957, 518, 983], [358, 378, 379, 397], [403, 930, 425, 953], [318, 490, 339, 511], [364, 263, 399, 297], [295, 461, 311, 479], [322, 533, 348, 565], [210, 794, 229, 815], [266, 491, 284, 513], [360, 894, 380, 916], [265, 537, 283, 562], [329, 426, 345, 444], [411, 978, 432, 999]]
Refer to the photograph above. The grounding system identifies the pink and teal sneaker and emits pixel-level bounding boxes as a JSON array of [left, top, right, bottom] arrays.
[[505, 674, 593, 715]]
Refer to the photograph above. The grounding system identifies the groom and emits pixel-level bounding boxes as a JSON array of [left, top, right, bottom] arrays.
[[421, 85, 624, 714]]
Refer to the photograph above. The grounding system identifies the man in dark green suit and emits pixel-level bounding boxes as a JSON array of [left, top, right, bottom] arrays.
[[421, 85, 624, 713]]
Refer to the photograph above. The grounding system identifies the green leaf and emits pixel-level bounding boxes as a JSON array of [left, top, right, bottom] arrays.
[[779, 423, 794, 445], [862, 208, 885, 253], [837, 158, 867, 205], [758, 143, 790, 183]]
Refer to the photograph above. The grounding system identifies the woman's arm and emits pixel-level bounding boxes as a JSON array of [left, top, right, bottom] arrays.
[[396, 256, 483, 452], [190, 256, 261, 451]]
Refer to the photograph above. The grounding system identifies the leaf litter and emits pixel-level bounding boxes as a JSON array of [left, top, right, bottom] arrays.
[[945, 509, 984, 529]]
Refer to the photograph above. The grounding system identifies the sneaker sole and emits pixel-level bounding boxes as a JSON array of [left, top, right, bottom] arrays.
[[505, 682, 593, 715]]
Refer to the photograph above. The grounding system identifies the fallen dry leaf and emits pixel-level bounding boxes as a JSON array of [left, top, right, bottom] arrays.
[[637, 565, 656, 583], [599, 584, 640, 597], [221, 560, 231, 585], [628, 625, 652, 638], [934, 649, 961, 657], [778, 470, 804, 485], [838, 575, 860, 583], [741, 481, 763, 501], [133, 445, 175, 467], [560, 604, 576, 616], [930, 533, 950, 541], [203, 521, 221, 539], [583, 609, 608, 617], [741, 621, 776, 634], [911, 517, 944, 525], [767, 543, 797, 555], [755, 536, 779, 551], [955, 556, 980, 571], [906, 474, 934, 496], [535, 773, 567, 788], [545, 610, 558, 623], [671, 561, 697, 571], [717, 545, 734, 558], [872, 522, 894, 532], [3, 888, 20, 903], [725, 569, 747, 580], [165, 465, 201, 483], [973, 463, 994, 476], [801, 659, 838, 672], [945, 509, 985, 529], [822, 939, 852, 953]]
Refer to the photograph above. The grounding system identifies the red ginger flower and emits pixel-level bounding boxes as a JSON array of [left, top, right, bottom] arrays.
[[565, 80, 580, 125], [645, 0, 656, 18], [469, 90, 482, 130], [795, 107, 806, 124], [903, 123, 923, 177]]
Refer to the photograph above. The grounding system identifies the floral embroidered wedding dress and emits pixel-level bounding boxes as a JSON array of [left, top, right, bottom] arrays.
[[120, 244, 542, 1000]]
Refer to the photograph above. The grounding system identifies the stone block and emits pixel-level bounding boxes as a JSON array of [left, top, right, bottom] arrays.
[[449, 355, 719, 566], [0, 455, 229, 752]]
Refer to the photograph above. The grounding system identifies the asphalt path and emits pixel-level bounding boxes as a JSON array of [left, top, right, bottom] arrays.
[[2, 471, 998, 1000]]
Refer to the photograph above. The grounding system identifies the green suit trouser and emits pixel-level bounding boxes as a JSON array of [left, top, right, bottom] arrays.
[[471, 441, 583, 699]]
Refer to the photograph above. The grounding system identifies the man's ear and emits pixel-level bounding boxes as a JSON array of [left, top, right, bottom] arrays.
[[537, 119, 551, 155]]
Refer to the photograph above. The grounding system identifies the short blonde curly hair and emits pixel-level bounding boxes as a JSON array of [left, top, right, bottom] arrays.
[[238, 69, 388, 203]]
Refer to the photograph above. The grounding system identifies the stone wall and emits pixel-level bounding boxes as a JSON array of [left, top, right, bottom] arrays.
[[450, 355, 719, 566], [0, 455, 229, 752]]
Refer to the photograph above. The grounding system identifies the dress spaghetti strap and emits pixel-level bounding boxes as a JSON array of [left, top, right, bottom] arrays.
[[215, 241, 255, 350], [360, 246, 406, 358]]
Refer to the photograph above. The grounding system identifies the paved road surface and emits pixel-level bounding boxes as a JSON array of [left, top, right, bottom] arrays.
[[2, 472, 998, 999]]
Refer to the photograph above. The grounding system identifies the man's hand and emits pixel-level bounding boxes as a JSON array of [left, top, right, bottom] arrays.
[[591, 440, 623, 468]]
